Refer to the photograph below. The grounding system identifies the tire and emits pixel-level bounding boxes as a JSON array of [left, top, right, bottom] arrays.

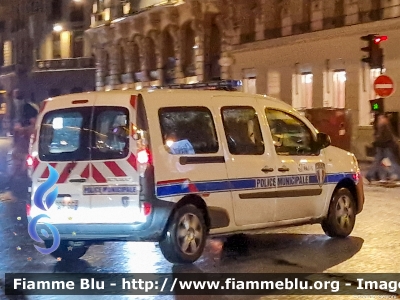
[[46, 241, 89, 260], [321, 187, 356, 238], [159, 204, 207, 264]]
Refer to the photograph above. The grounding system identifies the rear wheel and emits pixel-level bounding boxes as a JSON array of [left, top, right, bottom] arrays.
[[46, 241, 89, 260], [159, 204, 207, 264], [322, 187, 356, 238]]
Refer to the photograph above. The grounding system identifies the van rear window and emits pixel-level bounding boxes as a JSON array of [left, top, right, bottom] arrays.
[[39, 108, 91, 161], [159, 107, 219, 154], [91, 107, 129, 160]]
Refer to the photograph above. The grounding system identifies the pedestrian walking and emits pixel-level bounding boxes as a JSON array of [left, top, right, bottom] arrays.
[[366, 113, 400, 182]]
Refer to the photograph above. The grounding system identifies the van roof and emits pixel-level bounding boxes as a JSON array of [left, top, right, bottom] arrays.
[[44, 89, 291, 108]]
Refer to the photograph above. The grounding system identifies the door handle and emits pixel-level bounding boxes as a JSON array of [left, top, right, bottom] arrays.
[[278, 166, 290, 172], [261, 166, 274, 173], [69, 178, 86, 183]]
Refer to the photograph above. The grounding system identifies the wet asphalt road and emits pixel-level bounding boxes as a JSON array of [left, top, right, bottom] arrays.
[[0, 137, 12, 175], [0, 138, 400, 300]]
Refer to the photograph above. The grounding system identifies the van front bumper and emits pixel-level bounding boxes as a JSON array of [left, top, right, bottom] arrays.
[[31, 199, 174, 243]]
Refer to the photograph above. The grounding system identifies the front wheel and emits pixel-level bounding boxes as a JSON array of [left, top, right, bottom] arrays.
[[46, 241, 89, 260], [159, 204, 207, 264], [321, 187, 356, 238]]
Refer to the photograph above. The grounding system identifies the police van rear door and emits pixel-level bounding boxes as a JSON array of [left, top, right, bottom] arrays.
[[86, 94, 140, 224], [30, 96, 94, 224]]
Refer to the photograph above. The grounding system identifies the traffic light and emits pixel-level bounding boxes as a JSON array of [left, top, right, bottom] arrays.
[[360, 34, 387, 69], [370, 98, 384, 113]]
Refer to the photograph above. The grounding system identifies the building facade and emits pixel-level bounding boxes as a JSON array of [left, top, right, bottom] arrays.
[[0, 0, 96, 104], [89, 0, 400, 160]]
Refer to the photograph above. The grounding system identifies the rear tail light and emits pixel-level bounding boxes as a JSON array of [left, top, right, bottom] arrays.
[[137, 147, 152, 177], [141, 202, 152, 216], [26, 204, 31, 217], [26, 155, 33, 167], [353, 171, 361, 183], [137, 149, 150, 164]]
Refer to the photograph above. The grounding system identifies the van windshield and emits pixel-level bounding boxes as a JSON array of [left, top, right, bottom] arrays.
[[39, 107, 92, 161]]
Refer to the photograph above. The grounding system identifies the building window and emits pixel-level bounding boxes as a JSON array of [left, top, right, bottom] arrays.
[[3, 41, 12, 66], [72, 31, 84, 58], [243, 77, 257, 94], [123, 1, 131, 15], [104, 8, 111, 21], [292, 73, 313, 109], [53, 33, 61, 58], [323, 70, 346, 108], [332, 71, 346, 108], [242, 68, 257, 94]]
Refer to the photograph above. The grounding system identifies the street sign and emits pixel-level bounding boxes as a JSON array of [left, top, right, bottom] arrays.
[[373, 75, 395, 98]]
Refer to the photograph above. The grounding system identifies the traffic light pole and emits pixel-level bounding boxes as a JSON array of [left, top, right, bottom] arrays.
[[360, 34, 388, 117], [360, 34, 386, 70]]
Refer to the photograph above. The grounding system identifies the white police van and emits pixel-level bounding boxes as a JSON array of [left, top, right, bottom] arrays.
[[27, 83, 364, 264]]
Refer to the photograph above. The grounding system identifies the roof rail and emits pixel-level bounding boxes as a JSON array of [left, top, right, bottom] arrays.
[[153, 80, 243, 91]]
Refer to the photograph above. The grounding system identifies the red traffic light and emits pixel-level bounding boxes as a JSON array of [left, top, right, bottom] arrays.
[[374, 35, 388, 43]]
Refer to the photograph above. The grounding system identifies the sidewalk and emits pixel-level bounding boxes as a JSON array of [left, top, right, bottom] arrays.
[[358, 160, 400, 187]]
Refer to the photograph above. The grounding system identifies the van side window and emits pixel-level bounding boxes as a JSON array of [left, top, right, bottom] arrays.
[[39, 108, 91, 161], [159, 107, 219, 154], [265, 108, 315, 156], [92, 107, 129, 160], [221, 106, 265, 155]]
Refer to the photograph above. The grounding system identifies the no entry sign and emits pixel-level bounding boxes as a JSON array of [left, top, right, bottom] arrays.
[[374, 75, 395, 98]]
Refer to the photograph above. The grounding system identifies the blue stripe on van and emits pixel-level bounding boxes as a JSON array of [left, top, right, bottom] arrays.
[[155, 172, 356, 198]]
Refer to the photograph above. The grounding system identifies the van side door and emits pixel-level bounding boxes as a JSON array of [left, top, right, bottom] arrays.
[[212, 96, 278, 227], [147, 96, 232, 232]]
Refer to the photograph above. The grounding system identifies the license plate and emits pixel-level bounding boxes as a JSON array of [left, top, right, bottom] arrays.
[[55, 199, 79, 210]]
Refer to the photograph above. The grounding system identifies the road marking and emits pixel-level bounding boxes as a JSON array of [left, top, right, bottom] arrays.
[[375, 84, 393, 88]]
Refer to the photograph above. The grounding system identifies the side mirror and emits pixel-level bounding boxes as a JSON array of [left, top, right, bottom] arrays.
[[316, 132, 331, 149]]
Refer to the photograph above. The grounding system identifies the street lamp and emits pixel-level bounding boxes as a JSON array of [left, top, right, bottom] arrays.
[[53, 24, 63, 32]]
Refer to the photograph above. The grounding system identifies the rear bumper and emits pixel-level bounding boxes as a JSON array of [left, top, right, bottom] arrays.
[[31, 199, 174, 243]]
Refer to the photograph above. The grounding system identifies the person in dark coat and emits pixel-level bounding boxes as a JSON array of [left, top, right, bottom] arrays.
[[366, 114, 400, 182]]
